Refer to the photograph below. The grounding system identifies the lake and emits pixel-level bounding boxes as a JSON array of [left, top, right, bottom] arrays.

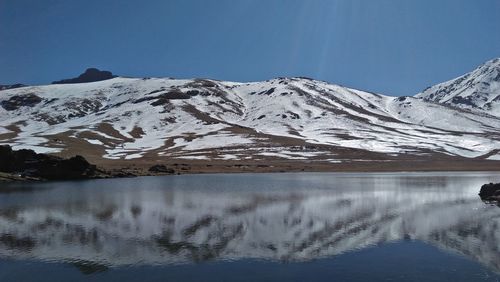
[[1, 172, 500, 281]]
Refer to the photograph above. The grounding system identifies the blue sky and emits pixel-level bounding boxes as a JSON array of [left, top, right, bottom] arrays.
[[1, 0, 499, 96]]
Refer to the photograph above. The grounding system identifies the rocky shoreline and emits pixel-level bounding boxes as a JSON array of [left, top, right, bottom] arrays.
[[2, 144, 500, 183], [0, 145, 107, 182], [0, 145, 181, 182]]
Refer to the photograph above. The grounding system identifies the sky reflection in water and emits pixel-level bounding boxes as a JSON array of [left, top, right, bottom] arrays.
[[1, 172, 500, 281]]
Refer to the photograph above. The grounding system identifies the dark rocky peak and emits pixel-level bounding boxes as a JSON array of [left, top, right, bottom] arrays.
[[52, 68, 117, 84], [0, 84, 26, 91]]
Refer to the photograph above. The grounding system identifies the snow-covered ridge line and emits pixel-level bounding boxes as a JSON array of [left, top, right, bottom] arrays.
[[0, 60, 499, 161], [417, 58, 500, 113]]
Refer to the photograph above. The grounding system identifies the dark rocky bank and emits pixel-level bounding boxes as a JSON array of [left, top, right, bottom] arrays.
[[148, 164, 175, 174], [0, 145, 101, 181]]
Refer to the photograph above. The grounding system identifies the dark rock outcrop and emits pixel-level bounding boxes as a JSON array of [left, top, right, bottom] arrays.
[[133, 90, 193, 105], [0, 93, 42, 111], [148, 165, 175, 174], [52, 68, 117, 84], [479, 183, 500, 202], [0, 145, 99, 180]]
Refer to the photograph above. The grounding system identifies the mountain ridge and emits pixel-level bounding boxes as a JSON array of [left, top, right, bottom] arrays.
[[0, 59, 499, 171], [417, 58, 500, 112]]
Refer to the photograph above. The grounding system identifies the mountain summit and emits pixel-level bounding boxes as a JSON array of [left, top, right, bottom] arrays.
[[417, 58, 500, 113], [52, 68, 117, 84]]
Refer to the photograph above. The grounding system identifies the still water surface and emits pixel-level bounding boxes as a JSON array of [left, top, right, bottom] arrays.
[[1, 172, 500, 281]]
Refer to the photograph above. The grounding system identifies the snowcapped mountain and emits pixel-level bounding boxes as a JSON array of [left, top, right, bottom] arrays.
[[1, 60, 500, 166], [417, 58, 500, 114]]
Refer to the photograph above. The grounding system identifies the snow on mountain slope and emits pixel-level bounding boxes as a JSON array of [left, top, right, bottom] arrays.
[[1, 72, 500, 162], [417, 58, 500, 115]]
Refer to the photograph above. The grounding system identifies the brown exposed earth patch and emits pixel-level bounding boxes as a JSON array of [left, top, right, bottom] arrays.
[[129, 126, 145, 139], [0, 124, 21, 141]]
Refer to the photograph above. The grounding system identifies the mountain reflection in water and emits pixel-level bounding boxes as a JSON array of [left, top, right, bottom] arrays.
[[0, 173, 500, 272]]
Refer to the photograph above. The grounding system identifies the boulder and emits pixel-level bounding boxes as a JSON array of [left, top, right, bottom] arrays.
[[479, 183, 500, 201]]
